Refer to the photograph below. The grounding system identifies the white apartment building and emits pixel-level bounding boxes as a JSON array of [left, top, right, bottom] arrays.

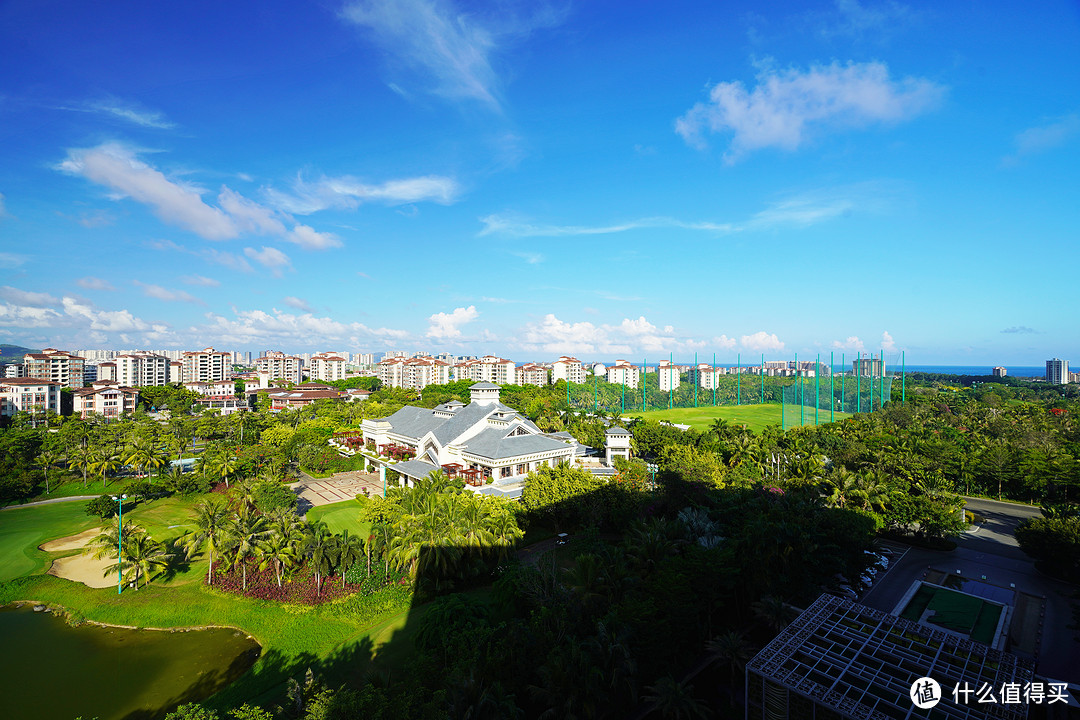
[[72, 380, 139, 420], [256, 351, 302, 384], [376, 357, 407, 388], [113, 351, 170, 386], [1046, 358, 1070, 385], [657, 360, 681, 392], [75, 349, 117, 362], [515, 363, 550, 386], [606, 360, 640, 389], [24, 348, 85, 389], [454, 355, 515, 385], [184, 380, 235, 398], [353, 353, 376, 367], [182, 348, 231, 383], [169, 361, 184, 384], [693, 363, 728, 389], [0, 378, 62, 418], [1, 362, 26, 378], [309, 352, 348, 382], [552, 356, 586, 385], [404, 357, 451, 390]]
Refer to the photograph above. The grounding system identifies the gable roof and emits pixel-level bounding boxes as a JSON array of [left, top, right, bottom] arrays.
[[460, 426, 571, 460]]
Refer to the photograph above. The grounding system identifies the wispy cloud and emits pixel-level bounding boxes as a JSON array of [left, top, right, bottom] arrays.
[[832, 335, 865, 351], [180, 275, 220, 287], [819, 0, 913, 39], [76, 276, 116, 291], [86, 97, 176, 129], [0, 253, 28, 269], [265, 174, 461, 215], [740, 331, 785, 351], [58, 142, 341, 249], [1003, 114, 1079, 165], [675, 60, 945, 162], [134, 281, 204, 304], [515, 314, 705, 356], [479, 214, 738, 238], [0, 286, 59, 307], [283, 296, 313, 313], [340, 0, 562, 109], [244, 246, 292, 277], [1001, 326, 1037, 334]]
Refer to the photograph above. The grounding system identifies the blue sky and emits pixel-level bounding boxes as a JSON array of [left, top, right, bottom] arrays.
[[1, 0, 1078, 365]]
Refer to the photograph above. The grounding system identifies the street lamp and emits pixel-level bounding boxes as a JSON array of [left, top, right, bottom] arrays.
[[646, 463, 658, 491], [111, 494, 128, 594]]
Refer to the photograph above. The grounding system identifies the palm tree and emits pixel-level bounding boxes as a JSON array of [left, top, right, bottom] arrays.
[[183, 497, 232, 585], [751, 595, 796, 634], [105, 534, 174, 590], [304, 521, 335, 595], [334, 529, 364, 588], [89, 448, 122, 491], [707, 630, 752, 689], [642, 676, 710, 720], [255, 530, 300, 588], [124, 436, 165, 479], [34, 448, 62, 495], [89, 518, 147, 561], [227, 505, 269, 591]]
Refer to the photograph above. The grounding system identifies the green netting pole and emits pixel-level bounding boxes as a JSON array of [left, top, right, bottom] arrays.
[[841, 353, 845, 414], [781, 383, 785, 431], [712, 352, 716, 406], [694, 352, 698, 408], [566, 375, 570, 407], [830, 351, 835, 423], [815, 353, 820, 426], [621, 379, 625, 416], [856, 352, 861, 414], [902, 350, 906, 403], [642, 358, 646, 412], [593, 373, 597, 412], [760, 353, 764, 404], [737, 353, 741, 405], [880, 347, 885, 409]]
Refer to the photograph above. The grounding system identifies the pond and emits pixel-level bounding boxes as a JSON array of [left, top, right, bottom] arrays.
[[0, 604, 261, 720]]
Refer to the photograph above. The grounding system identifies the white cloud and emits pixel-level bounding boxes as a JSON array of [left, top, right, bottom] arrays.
[[134, 281, 203, 304], [180, 275, 220, 287], [244, 246, 292, 277], [59, 143, 239, 240], [516, 313, 704, 356], [0, 253, 27, 269], [341, 0, 499, 106], [0, 302, 63, 328], [1004, 114, 1079, 165], [740, 331, 785, 351], [821, 0, 913, 39], [76, 276, 117, 291], [203, 249, 255, 273], [203, 307, 409, 347], [59, 144, 341, 251], [881, 330, 896, 352], [832, 335, 865, 351], [0, 286, 59, 307], [266, 174, 461, 215], [675, 60, 945, 162], [87, 98, 176, 129], [283, 296, 314, 312], [712, 335, 737, 350], [288, 224, 341, 250], [427, 305, 479, 339], [479, 214, 737, 238], [61, 297, 151, 332]]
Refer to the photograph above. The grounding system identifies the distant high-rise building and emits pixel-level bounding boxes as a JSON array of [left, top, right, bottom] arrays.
[[1046, 358, 1069, 385], [113, 351, 170, 386], [551, 356, 585, 385], [24, 348, 85, 388], [182, 348, 231, 383], [256, 351, 302, 384], [852, 356, 885, 378], [992, 366, 1007, 378], [606, 360, 640, 389], [657, 360, 680, 392]]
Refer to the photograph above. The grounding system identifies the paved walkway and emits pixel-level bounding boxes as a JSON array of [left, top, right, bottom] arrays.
[[290, 470, 383, 511], [1, 495, 98, 511]]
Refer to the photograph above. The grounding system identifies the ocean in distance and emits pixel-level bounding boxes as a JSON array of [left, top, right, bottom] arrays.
[[904, 365, 1045, 378]]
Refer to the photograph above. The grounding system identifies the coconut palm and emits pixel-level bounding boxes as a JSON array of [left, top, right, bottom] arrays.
[[89, 448, 122, 491], [124, 436, 165, 479], [333, 529, 364, 588], [34, 448, 62, 495], [103, 534, 174, 590], [304, 521, 336, 595], [227, 505, 269, 591], [255, 530, 300, 588], [89, 518, 147, 561], [642, 676, 710, 720], [182, 497, 232, 585], [707, 630, 753, 688]]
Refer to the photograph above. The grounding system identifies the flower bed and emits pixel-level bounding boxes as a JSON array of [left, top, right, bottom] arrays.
[[211, 560, 406, 605]]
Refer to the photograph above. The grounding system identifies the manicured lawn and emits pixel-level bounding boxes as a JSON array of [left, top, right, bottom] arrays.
[[626, 403, 850, 433], [306, 499, 371, 539], [0, 502, 100, 582]]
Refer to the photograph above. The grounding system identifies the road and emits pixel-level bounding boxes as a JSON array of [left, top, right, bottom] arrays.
[[858, 497, 1079, 683]]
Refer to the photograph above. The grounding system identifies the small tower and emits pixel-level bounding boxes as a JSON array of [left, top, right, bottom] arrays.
[[605, 426, 632, 465], [469, 382, 501, 406]]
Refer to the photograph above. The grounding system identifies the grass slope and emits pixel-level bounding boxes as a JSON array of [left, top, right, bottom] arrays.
[[627, 403, 850, 433], [306, 499, 371, 539], [0, 503, 99, 582]]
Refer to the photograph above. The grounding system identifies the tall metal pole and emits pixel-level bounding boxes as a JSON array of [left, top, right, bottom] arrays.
[[117, 495, 123, 594], [694, 352, 698, 408], [902, 350, 906, 403], [594, 373, 598, 412], [737, 353, 741, 405], [798, 352, 804, 426], [781, 382, 785, 431], [841, 353, 845, 414], [642, 358, 646, 412], [621, 378, 625, 416], [881, 347, 885, 409], [760, 353, 764, 404], [857, 352, 861, 414], [815, 353, 820, 426]]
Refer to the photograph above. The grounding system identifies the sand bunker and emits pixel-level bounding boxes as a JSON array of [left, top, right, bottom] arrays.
[[42, 529, 117, 589]]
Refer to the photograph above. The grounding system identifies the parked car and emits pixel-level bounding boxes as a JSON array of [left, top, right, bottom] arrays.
[[837, 585, 859, 600], [859, 573, 874, 587]]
